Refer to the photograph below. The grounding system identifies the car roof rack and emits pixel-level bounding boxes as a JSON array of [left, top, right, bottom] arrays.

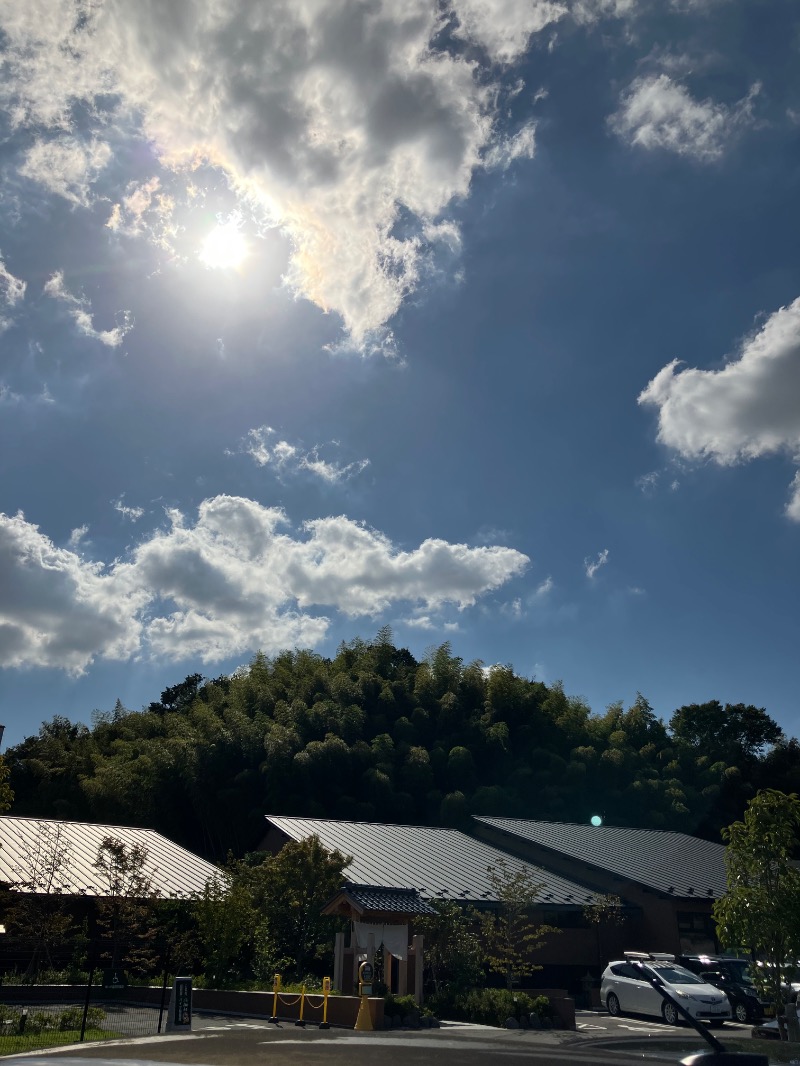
[[624, 951, 676, 962]]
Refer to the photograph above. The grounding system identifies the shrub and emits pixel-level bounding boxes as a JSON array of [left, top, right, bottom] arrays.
[[23, 1010, 55, 1034], [429, 987, 542, 1027], [383, 993, 418, 1019], [57, 1006, 106, 1031]]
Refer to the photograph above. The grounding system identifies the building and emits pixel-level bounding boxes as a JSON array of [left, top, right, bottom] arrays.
[[262, 813, 729, 994], [0, 815, 221, 899], [474, 817, 726, 957]]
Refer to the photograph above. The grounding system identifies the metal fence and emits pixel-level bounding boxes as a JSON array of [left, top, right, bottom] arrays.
[[0, 939, 172, 1054]]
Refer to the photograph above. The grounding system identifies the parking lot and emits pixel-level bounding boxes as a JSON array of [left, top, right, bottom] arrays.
[[575, 1008, 757, 1040]]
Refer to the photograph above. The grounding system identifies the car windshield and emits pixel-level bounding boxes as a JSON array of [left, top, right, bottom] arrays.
[[650, 965, 705, 985], [721, 960, 755, 986]]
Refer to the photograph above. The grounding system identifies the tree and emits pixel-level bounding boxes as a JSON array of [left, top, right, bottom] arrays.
[[414, 900, 483, 996], [93, 836, 158, 975], [713, 790, 800, 1028], [193, 872, 255, 988], [6, 821, 75, 980], [243, 836, 351, 978], [582, 893, 626, 970], [481, 860, 559, 990], [670, 702, 783, 763], [0, 755, 13, 813]]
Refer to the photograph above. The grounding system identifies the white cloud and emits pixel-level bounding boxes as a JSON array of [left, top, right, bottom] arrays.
[[0, 0, 549, 344], [534, 575, 553, 597], [451, 0, 566, 63], [68, 525, 89, 548], [571, 0, 638, 24], [106, 177, 178, 250], [43, 271, 133, 347], [0, 511, 146, 675], [238, 426, 369, 483], [584, 548, 609, 579], [636, 471, 660, 494], [0, 256, 26, 306], [112, 497, 145, 522], [609, 74, 759, 161], [19, 137, 112, 205], [0, 496, 529, 671], [639, 297, 800, 519], [787, 473, 800, 523]]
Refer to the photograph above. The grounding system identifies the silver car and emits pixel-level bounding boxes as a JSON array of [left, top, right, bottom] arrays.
[[601, 952, 732, 1026]]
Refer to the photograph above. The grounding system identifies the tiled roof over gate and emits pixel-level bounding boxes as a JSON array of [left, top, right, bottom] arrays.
[[474, 817, 727, 899], [340, 883, 437, 914]]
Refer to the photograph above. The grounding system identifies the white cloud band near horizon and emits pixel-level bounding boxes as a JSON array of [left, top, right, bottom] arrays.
[[0, 496, 529, 673], [639, 296, 800, 521]]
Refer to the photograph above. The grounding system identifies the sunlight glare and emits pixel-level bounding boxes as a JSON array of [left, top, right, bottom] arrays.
[[199, 222, 249, 270]]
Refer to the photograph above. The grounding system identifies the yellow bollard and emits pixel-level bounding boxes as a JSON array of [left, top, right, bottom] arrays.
[[295, 984, 306, 1027], [354, 995, 373, 1032], [269, 973, 281, 1023], [320, 977, 331, 1030]]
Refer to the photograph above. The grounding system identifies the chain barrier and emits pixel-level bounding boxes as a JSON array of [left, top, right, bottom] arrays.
[[268, 974, 331, 1028]]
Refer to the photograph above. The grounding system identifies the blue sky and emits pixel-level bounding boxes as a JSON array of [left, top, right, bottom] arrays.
[[1, 0, 799, 748]]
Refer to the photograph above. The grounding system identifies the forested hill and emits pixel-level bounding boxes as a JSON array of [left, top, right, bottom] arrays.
[[6, 632, 799, 862]]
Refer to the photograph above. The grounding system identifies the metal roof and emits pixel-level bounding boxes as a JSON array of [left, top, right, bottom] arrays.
[[339, 884, 437, 915], [0, 816, 221, 899], [265, 815, 599, 906], [474, 817, 728, 899]]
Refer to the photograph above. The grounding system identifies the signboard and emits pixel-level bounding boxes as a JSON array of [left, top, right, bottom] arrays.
[[102, 969, 128, 989], [165, 977, 192, 1031], [358, 961, 373, 996]]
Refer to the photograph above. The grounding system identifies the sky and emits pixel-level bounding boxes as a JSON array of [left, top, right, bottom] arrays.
[[0, 0, 799, 749]]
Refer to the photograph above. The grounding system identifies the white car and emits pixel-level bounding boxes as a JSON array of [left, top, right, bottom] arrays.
[[601, 952, 732, 1027]]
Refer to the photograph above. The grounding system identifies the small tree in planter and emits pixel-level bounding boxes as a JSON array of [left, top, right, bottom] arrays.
[[481, 860, 560, 990]]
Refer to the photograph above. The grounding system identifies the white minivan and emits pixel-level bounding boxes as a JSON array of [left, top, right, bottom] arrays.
[[601, 952, 732, 1026]]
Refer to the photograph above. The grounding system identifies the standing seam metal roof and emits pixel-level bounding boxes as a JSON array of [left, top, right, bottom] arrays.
[[0, 816, 221, 899], [265, 815, 599, 905], [474, 817, 727, 899]]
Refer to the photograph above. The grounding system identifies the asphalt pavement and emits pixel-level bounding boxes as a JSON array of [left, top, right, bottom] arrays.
[[0, 1008, 745, 1066]]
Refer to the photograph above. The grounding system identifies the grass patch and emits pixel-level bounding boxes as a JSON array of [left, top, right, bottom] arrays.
[[0, 1028, 120, 1056]]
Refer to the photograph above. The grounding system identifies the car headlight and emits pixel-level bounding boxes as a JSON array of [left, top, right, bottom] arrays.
[[674, 990, 690, 999]]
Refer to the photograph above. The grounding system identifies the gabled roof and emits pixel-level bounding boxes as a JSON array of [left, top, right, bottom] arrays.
[[324, 883, 437, 917], [264, 815, 599, 906], [0, 816, 220, 899], [474, 817, 727, 900]]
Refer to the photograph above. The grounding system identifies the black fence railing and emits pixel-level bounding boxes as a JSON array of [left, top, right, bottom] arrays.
[[0, 939, 172, 1054]]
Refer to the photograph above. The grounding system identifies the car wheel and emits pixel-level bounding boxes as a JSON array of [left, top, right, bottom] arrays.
[[662, 1001, 680, 1026], [607, 993, 622, 1017], [734, 1003, 749, 1024]]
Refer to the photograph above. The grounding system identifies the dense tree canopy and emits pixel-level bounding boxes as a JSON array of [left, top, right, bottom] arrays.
[[6, 633, 796, 860]]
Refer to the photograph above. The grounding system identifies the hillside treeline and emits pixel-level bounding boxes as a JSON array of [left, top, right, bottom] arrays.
[[6, 630, 799, 860]]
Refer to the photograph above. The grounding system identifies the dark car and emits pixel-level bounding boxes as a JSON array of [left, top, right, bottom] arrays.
[[677, 955, 773, 1024]]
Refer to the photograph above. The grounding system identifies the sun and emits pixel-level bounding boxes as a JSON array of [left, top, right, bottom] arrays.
[[199, 221, 249, 270]]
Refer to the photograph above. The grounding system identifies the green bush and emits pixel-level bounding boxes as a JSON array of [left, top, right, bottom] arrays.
[[429, 987, 545, 1027], [57, 1006, 106, 1031], [383, 993, 419, 1018], [23, 1010, 55, 1035]]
